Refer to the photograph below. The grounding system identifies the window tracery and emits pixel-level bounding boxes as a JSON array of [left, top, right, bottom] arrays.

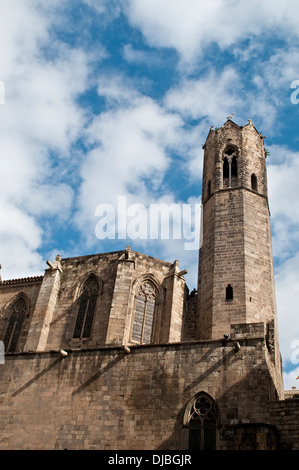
[[223, 146, 238, 188], [131, 280, 157, 344], [4, 297, 27, 352], [73, 277, 99, 339], [185, 393, 218, 450]]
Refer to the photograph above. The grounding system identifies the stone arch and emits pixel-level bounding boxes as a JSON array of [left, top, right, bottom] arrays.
[[72, 274, 101, 340], [74, 271, 103, 299], [129, 274, 163, 344], [222, 144, 239, 189], [1, 292, 30, 353], [183, 391, 221, 450]]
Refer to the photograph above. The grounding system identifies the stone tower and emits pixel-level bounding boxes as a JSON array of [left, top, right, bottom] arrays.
[[197, 119, 280, 365]]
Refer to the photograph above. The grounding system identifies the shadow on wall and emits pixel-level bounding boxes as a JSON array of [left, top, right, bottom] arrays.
[[158, 366, 281, 451]]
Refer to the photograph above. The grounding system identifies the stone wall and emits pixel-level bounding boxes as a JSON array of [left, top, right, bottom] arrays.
[[0, 335, 282, 450], [267, 399, 299, 450], [0, 249, 188, 354]]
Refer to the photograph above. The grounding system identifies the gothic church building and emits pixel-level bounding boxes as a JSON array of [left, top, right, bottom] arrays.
[[1, 119, 298, 450]]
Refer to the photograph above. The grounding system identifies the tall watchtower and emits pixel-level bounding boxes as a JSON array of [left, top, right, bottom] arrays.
[[197, 119, 279, 357]]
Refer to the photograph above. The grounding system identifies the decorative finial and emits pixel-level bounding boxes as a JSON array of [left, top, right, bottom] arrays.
[[125, 246, 131, 259], [227, 113, 235, 120]]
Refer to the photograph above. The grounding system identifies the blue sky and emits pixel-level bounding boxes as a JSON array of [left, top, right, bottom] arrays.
[[0, 0, 299, 389]]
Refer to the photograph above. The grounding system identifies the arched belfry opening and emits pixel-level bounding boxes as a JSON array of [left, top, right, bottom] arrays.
[[222, 146, 238, 188]]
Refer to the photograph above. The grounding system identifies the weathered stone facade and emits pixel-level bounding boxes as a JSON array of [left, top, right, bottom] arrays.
[[0, 119, 298, 450]]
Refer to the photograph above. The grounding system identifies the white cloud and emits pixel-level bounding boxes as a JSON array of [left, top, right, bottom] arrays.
[[0, 236, 45, 280], [75, 72, 204, 284], [97, 73, 141, 106], [164, 62, 285, 135], [268, 146, 299, 255], [0, 1, 49, 76], [2, 47, 90, 154], [283, 367, 299, 391], [0, 201, 42, 250], [123, 44, 148, 64], [125, 0, 235, 63], [266, 146, 299, 371], [123, 44, 165, 68], [83, 0, 122, 18], [124, 0, 299, 65], [254, 48, 299, 90], [122, 0, 299, 134], [275, 252, 299, 368], [0, 200, 44, 279], [76, 79, 187, 241], [0, 2, 92, 279], [165, 66, 242, 123]]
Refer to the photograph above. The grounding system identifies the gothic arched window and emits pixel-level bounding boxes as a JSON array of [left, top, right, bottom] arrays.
[[73, 277, 99, 339], [185, 393, 219, 450], [4, 297, 27, 352], [131, 280, 157, 344]]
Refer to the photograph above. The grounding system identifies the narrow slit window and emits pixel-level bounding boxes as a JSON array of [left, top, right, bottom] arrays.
[[226, 284, 233, 300], [251, 173, 258, 191], [73, 277, 99, 339], [207, 180, 211, 198]]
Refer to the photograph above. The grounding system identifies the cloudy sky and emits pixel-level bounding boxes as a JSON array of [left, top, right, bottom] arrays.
[[0, 0, 299, 389]]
